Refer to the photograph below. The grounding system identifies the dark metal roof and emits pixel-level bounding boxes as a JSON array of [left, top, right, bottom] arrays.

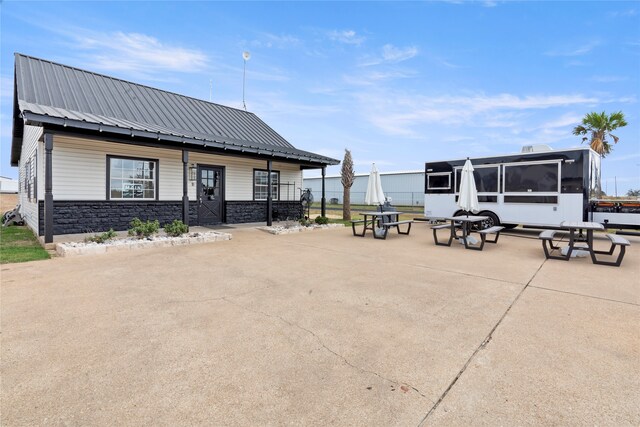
[[11, 53, 339, 167]]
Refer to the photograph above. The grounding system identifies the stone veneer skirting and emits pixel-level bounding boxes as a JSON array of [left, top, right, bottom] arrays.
[[39, 200, 304, 235], [225, 201, 304, 224]]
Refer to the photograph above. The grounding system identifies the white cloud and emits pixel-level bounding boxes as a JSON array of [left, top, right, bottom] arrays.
[[588, 75, 628, 83], [1, 75, 13, 100], [327, 30, 365, 46], [359, 44, 418, 66], [353, 90, 626, 137], [382, 44, 418, 63], [342, 69, 417, 86], [483, 1, 498, 7], [72, 31, 209, 75], [608, 9, 637, 18], [545, 40, 600, 57], [535, 113, 582, 131], [606, 153, 640, 162], [250, 32, 301, 49]]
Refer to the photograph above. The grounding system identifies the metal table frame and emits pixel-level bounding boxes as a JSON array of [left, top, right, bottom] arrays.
[[357, 211, 403, 240], [434, 215, 489, 250], [546, 221, 605, 262]]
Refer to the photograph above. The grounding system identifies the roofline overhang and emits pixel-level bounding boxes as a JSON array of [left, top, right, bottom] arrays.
[[19, 112, 340, 167]]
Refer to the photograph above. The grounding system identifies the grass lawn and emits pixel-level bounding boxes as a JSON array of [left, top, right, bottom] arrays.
[[1, 226, 50, 264]]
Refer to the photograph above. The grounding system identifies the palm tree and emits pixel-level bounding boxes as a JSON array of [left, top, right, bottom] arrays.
[[341, 149, 355, 220], [572, 111, 627, 157]]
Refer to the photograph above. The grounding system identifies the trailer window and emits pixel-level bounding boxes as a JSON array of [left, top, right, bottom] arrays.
[[504, 163, 559, 193], [427, 173, 451, 190], [455, 166, 499, 193]]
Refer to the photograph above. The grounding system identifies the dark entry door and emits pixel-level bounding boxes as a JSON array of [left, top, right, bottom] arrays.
[[197, 166, 224, 225]]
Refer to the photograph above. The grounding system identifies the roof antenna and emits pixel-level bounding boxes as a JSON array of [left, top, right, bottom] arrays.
[[242, 51, 251, 111]]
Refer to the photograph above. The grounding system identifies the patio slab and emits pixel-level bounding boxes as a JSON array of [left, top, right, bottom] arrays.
[[2, 226, 639, 425], [426, 286, 640, 426]]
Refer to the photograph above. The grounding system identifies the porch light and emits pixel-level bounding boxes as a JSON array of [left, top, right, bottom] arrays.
[[189, 164, 197, 181]]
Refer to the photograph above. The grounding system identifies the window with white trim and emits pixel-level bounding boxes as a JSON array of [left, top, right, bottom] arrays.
[[108, 157, 157, 200], [254, 170, 279, 201], [426, 172, 451, 190], [24, 156, 36, 202]]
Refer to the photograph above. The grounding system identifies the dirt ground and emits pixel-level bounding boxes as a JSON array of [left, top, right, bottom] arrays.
[[0, 193, 18, 213], [2, 226, 639, 425]]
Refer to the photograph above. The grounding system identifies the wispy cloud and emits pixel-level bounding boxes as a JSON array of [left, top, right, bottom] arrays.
[[359, 44, 418, 66], [545, 40, 600, 57], [381, 44, 419, 63], [536, 113, 582, 131], [608, 9, 637, 18], [327, 29, 365, 46], [72, 31, 209, 75], [250, 32, 301, 49], [342, 69, 418, 86], [588, 75, 628, 83], [353, 90, 623, 137], [607, 153, 640, 162], [1, 75, 13, 101]]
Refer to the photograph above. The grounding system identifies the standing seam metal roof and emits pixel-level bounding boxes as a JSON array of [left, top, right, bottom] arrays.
[[11, 53, 339, 166]]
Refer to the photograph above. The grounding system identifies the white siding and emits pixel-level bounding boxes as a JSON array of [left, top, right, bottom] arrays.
[[18, 125, 43, 233], [51, 135, 302, 202], [189, 152, 302, 201]]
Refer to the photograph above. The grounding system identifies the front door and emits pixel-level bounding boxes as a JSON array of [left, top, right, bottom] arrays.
[[197, 166, 224, 225]]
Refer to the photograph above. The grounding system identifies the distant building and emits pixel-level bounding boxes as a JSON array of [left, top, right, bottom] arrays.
[[0, 176, 19, 194], [304, 170, 425, 206]]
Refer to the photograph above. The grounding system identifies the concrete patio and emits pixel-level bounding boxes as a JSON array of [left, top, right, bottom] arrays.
[[2, 226, 639, 426]]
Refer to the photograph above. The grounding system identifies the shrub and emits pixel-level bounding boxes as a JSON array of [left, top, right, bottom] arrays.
[[164, 219, 189, 237], [314, 216, 329, 225], [299, 217, 313, 227], [128, 218, 160, 239], [86, 228, 117, 244]]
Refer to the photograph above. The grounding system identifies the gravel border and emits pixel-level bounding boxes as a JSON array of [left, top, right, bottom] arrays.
[[258, 223, 344, 235], [56, 231, 232, 257]]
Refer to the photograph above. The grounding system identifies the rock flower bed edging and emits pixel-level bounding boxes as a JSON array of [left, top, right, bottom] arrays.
[[56, 231, 232, 257], [259, 223, 344, 235]]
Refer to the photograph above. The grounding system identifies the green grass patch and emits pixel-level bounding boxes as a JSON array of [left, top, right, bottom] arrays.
[[1, 226, 50, 264]]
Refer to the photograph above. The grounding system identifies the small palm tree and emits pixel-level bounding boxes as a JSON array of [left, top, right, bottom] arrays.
[[341, 149, 355, 220], [572, 111, 627, 157]]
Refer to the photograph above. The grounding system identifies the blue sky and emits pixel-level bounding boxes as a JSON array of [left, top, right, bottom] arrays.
[[1, 1, 639, 194]]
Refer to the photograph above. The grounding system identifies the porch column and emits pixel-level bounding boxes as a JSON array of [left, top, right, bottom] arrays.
[[321, 166, 326, 217], [182, 150, 189, 226], [44, 133, 54, 243], [267, 160, 273, 226]]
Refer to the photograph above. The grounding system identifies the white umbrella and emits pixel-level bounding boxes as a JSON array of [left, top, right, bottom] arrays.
[[457, 158, 479, 215], [365, 163, 386, 206]]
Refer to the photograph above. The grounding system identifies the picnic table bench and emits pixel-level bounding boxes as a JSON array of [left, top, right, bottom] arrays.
[[538, 222, 631, 266]]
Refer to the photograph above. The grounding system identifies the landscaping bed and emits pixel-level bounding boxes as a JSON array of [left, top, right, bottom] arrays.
[[56, 231, 232, 257], [259, 222, 344, 235]]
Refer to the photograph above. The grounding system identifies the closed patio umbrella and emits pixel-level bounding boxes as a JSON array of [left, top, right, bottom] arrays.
[[365, 163, 386, 206], [457, 158, 480, 215], [457, 158, 480, 245]]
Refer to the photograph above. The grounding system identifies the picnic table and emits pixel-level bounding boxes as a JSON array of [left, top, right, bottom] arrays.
[[352, 210, 413, 240], [431, 215, 503, 251], [539, 221, 631, 266]]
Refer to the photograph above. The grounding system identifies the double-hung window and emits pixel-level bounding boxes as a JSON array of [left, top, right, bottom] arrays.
[[254, 170, 279, 201], [108, 156, 158, 200]]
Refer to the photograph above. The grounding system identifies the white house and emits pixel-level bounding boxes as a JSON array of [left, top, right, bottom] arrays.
[[11, 54, 339, 242]]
